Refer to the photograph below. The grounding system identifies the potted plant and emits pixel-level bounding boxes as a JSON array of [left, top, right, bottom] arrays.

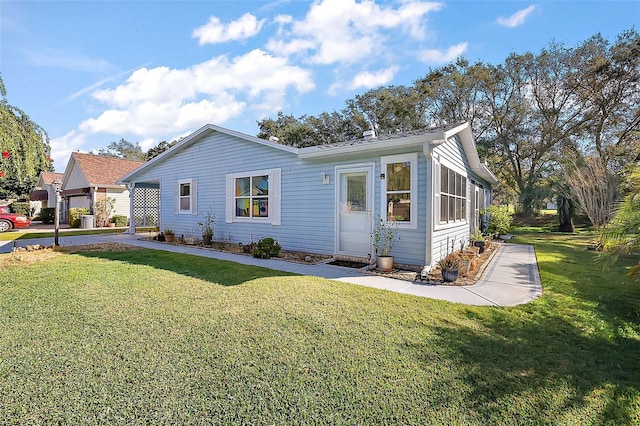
[[470, 229, 486, 254], [198, 207, 215, 246], [438, 252, 463, 282], [372, 216, 400, 272], [459, 251, 472, 276], [164, 228, 175, 243]]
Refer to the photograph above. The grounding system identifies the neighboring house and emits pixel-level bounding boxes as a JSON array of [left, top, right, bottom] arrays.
[[119, 121, 498, 271], [29, 171, 64, 217], [60, 153, 146, 225]]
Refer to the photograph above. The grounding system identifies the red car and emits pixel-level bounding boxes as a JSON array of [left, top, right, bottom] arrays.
[[0, 208, 31, 232]]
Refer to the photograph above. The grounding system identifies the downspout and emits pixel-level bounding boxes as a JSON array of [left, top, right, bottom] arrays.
[[421, 141, 435, 279]]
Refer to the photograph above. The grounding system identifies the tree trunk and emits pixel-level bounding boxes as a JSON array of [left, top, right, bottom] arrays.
[[557, 195, 576, 233]]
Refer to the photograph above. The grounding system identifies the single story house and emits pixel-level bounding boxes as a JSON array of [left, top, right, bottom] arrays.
[[60, 152, 146, 225], [29, 171, 64, 217], [119, 121, 498, 272]]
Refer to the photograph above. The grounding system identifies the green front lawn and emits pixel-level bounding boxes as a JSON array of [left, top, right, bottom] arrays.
[[0, 227, 157, 241], [0, 232, 638, 424]]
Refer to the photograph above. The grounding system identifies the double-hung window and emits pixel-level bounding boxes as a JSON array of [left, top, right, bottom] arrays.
[[439, 165, 466, 223], [226, 168, 281, 225], [175, 178, 197, 215], [381, 153, 417, 228]]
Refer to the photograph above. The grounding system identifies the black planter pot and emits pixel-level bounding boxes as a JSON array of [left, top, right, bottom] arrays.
[[203, 234, 213, 246], [441, 268, 460, 282], [474, 240, 485, 254]]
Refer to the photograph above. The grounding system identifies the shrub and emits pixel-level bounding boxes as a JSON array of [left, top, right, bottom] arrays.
[[112, 215, 128, 227], [40, 207, 55, 224], [94, 197, 115, 227], [483, 205, 513, 237], [252, 237, 281, 259], [10, 202, 30, 216], [69, 208, 90, 228]]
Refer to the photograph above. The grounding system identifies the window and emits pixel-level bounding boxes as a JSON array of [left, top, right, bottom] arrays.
[[226, 168, 281, 225], [439, 165, 466, 223], [381, 153, 417, 228], [180, 182, 191, 212], [175, 178, 196, 215], [235, 175, 269, 218]]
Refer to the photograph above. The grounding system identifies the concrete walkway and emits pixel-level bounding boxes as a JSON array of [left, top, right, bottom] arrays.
[[1, 231, 542, 306]]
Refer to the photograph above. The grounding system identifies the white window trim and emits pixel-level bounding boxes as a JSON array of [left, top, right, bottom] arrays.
[[225, 168, 281, 225], [381, 153, 418, 229], [176, 178, 197, 215], [434, 158, 468, 231]]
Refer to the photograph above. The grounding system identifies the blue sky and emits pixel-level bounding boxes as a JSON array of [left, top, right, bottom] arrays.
[[1, 1, 638, 172]]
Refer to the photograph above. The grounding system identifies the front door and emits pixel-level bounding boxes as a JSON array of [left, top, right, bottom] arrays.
[[336, 165, 373, 258]]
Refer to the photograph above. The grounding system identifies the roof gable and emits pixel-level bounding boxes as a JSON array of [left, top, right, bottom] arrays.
[[63, 153, 145, 189], [119, 124, 297, 183], [36, 171, 64, 188]]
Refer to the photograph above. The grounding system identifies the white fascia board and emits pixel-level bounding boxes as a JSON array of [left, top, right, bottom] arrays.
[[297, 134, 426, 159]]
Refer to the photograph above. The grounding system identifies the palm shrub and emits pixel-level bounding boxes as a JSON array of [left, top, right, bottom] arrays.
[[601, 167, 640, 279]]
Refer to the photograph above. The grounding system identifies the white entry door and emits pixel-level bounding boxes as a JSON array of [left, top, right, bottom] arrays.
[[336, 165, 373, 258]]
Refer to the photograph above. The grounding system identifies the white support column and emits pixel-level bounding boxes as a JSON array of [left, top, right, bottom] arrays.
[[128, 182, 135, 234]]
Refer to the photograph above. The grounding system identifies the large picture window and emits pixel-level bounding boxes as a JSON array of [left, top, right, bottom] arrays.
[[226, 168, 281, 225], [440, 165, 466, 223], [235, 175, 269, 218], [381, 153, 417, 228]]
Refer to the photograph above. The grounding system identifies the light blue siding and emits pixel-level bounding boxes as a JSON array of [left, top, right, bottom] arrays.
[[128, 127, 492, 269]]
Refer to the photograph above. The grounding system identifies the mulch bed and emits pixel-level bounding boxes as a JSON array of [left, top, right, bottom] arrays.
[[362, 241, 501, 286]]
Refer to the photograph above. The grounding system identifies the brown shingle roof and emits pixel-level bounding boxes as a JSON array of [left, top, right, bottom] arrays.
[[40, 171, 64, 184], [72, 153, 145, 186]]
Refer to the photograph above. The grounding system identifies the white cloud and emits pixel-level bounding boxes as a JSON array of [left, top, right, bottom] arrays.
[[138, 138, 157, 152], [418, 42, 468, 64], [193, 13, 265, 44], [497, 5, 536, 28], [24, 48, 114, 73], [49, 130, 86, 171], [79, 49, 315, 138], [341, 66, 400, 92], [267, 0, 444, 65]]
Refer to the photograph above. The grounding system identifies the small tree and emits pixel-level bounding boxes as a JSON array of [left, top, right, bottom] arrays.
[[372, 216, 400, 257], [564, 156, 616, 233], [94, 197, 115, 227]]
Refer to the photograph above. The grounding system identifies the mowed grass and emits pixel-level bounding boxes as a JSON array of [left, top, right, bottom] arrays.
[[0, 227, 157, 242], [0, 232, 639, 424]]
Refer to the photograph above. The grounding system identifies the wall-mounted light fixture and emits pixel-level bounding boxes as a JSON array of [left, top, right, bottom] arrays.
[[321, 172, 330, 185]]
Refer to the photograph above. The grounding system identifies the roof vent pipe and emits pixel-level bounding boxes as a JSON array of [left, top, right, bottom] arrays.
[[363, 129, 376, 140]]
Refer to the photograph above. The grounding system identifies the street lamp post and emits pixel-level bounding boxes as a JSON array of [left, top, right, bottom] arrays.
[[51, 178, 62, 247]]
